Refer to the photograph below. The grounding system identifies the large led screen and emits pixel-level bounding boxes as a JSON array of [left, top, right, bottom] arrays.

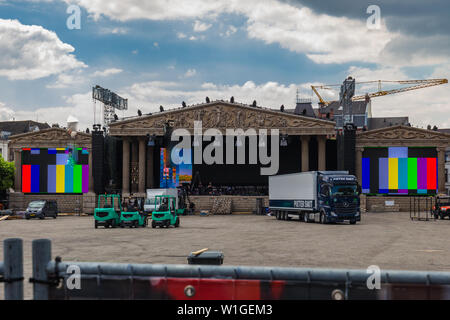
[[159, 147, 192, 188], [21, 147, 89, 194], [362, 147, 437, 195]]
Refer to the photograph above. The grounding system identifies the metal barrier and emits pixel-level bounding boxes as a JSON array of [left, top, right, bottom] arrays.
[[30, 239, 450, 300], [410, 196, 435, 221], [0, 238, 24, 300]]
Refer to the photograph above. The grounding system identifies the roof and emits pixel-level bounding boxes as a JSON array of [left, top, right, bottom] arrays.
[[109, 99, 337, 136], [356, 125, 450, 145], [294, 102, 316, 118], [438, 128, 450, 134], [8, 127, 92, 149], [319, 101, 369, 115], [368, 117, 409, 130], [110, 99, 335, 127], [0, 120, 50, 137], [9, 127, 90, 140]]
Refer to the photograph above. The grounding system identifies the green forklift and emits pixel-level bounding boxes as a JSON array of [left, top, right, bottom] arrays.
[[94, 194, 122, 228], [151, 195, 181, 228], [119, 198, 148, 228]]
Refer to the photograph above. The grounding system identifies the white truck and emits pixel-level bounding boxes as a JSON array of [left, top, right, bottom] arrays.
[[269, 171, 361, 224], [144, 188, 178, 214]]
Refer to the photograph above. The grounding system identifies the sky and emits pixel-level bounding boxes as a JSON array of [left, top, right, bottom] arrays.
[[0, 0, 449, 130]]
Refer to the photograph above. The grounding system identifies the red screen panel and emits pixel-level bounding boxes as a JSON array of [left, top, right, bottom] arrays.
[[426, 158, 437, 190], [22, 165, 31, 193]]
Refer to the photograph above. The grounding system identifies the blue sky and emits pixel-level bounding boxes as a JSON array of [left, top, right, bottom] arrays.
[[0, 0, 449, 129]]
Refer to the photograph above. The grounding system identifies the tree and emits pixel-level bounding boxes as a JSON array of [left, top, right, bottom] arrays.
[[0, 155, 15, 191]]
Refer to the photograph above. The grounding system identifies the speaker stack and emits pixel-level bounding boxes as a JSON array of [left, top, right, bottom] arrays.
[[92, 129, 105, 194], [337, 123, 356, 175]]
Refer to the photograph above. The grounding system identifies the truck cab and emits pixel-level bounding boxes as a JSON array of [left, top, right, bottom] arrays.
[[317, 174, 361, 224]]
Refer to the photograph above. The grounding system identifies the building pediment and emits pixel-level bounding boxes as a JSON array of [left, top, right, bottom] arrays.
[[9, 128, 92, 149], [356, 125, 450, 147], [109, 101, 335, 136]]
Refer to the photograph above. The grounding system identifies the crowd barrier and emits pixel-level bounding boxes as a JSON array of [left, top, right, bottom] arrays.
[[1, 238, 450, 300], [32, 239, 450, 300], [0, 238, 24, 300]]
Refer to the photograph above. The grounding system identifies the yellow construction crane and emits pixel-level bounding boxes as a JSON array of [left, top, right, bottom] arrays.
[[311, 78, 448, 106]]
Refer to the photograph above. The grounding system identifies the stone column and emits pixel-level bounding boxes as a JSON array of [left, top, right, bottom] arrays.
[[318, 136, 326, 171], [14, 149, 21, 192], [355, 146, 364, 185], [146, 146, 154, 188], [301, 136, 310, 172], [131, 140, 139, 193], [138, 138, 146, 194], [437, 146, 446, 193], [88, 149, 94, 193], [122, 138, 130, 196]]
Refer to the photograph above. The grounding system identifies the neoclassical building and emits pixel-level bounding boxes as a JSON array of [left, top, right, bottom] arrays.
[[356, 125, 449, 192], [109, 100, 337, 197], [7, 101, 450, 213], [8, 128, 96, 213]]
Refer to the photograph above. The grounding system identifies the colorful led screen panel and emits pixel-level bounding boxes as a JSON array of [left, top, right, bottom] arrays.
[[21, 148, 89, 194], [159, 147, 192, 188], [361, 147, 437, 195]]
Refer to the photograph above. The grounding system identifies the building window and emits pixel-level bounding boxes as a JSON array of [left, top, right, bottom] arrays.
[[446, 169, 449, 183]]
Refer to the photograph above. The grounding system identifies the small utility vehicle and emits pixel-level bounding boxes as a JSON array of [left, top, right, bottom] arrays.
[[433, 195, 450, 220], [94, 194, 121, 228], [151, 195, 180, 228]]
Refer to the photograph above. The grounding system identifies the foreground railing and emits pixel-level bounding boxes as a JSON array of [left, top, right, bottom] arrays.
[[0, 238, 24, 300], [30, 239, 450, 300], [1, 238, 449, 300]]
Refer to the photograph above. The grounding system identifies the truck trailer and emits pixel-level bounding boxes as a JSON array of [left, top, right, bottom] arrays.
[[269, 171, 361, 224]]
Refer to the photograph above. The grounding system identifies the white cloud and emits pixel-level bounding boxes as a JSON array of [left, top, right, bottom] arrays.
[[177, 32, 187, 39], [153, 42, 159, 48], [0, 18, 86, 80], [56, 0, 398, 65], [124, 80, 300, 112], [45, 68, 123, 89], [46, 72, 84, 89], [24, 0, 448, 66], [201, 82, 217, 89], [66, 0, 228, 21], [243, 4, 395, 65], [0, 92, 94, 130], [6, 73, 450, 131], [0, 102, 15, 121], [193, 20, 212, 32], [92, 68, 123, 77], [183, 69, 197, 78], [99, 26, 128, 35], [224, 25, 237, 37]]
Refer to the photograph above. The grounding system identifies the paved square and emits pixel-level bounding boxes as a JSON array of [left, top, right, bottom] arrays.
[[1, 212, 449, 299]]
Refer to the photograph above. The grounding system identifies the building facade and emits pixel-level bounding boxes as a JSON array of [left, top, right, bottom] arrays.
[[8, 127, 95, 213], [109, 100, 337, 198], [445, 147, 450, 195], [356, 125, 450, 211]]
